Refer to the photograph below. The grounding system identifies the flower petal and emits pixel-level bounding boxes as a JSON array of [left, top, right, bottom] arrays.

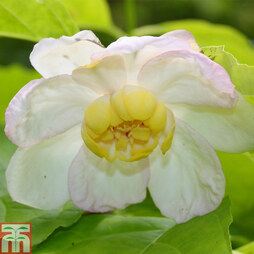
[[5, 75, 98, 147], [92, 30, 200, 84], [68, 145, 150, 212], [6, 126, 82, 210], [148, 119, 225, 223], [93, 29, 198, 57], [72, 55, 127, 94], [30, 30, 104, 78], [138, 50, 237, 108], [162, 30, 200, 52], [168, 93, 254, 153]]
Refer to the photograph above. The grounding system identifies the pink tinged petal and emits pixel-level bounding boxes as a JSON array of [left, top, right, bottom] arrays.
[[68, 145, 150, 212], [72, 55, 127, 95], [162, 30, 201, 52], [138, 50, 237, 108], [5, 75, 98, 147], [92, 31, 199, 84], [169, 92, 254, 153], [30, 30, 104, 78], [93, 29, 198, 58], [148, 119, 225, 223], [6, 126, 83, 210]]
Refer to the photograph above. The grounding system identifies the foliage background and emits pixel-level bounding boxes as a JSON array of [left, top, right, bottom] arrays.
[[0, 0, 254, 253]]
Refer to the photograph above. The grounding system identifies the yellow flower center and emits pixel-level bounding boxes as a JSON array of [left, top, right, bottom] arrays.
[[82, 86, 175, 162]]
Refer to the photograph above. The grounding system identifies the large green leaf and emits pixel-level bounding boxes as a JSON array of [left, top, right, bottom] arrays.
[[60, 0, 112, 30], [0, 0, 79, 41], [33, 198, 232, 254], [0, 64, 41, 124], [0, 195, 82, 246], [0, 126, 83, 246], [134, 20, 254, 65], [218, 152, 254, 247], [114, 192, 162, 218], [60, 0, 124, 39]]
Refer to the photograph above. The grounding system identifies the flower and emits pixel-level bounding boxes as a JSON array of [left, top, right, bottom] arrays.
[[5, 30, 254, 223]]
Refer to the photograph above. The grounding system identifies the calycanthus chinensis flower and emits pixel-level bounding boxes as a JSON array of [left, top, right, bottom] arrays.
[[5, 30, 254, 223]]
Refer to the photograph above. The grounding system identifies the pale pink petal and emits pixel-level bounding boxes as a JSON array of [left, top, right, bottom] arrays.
[[162, 30, 200, 52], [5, 75, 98, 147], [68, 145, 150, 212], [138, 50, 237, 108], [30, 30, 104, 78], [149, 119, 225, 223], [93, 29, 198, 58], [92, 30, 199, 84], [6, 126, 82, 210]]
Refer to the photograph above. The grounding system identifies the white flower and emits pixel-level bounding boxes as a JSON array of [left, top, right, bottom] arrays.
[[5, 30, 254, 223]]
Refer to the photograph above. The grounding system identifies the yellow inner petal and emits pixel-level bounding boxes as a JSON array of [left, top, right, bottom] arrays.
[[85, 96, 111, 135], [82, 87, 175, 162], [124, 86, 156, 121]]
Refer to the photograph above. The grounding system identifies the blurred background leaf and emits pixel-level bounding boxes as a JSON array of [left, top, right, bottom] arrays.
[[109, 0, 254, 44], [60, 0, 112, 31], [60, 0, 124, 44], [0, 0, 79, 41], [237, 241, 254, 254]]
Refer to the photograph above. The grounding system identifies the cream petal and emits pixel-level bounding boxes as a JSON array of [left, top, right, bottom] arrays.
[[5, 75, 98, 147], [68, 145, 150, 212], [72, 54, 127, 95], [6, 126, 83, 210], [168, 92, 254, 153], [149, 119, 225, 223], [138, 50, 237, 108], [30, 30, 104, 78]]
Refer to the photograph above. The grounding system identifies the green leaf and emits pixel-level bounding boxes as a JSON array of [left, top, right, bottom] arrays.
[[33, 198, 232, 254], [6, 236, 14, 239], [60, 0, 112, 30], [0, 0, 79, 41], [60, 0, 124, 39], [0, 195, 82, 246], [134, 19, 254, 65], [238, 242, 254, 254], [218, 152, 254, 246], [202, 46, 254, 99], [0, 64, 41, 124], [114, 192, 162, 217]]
